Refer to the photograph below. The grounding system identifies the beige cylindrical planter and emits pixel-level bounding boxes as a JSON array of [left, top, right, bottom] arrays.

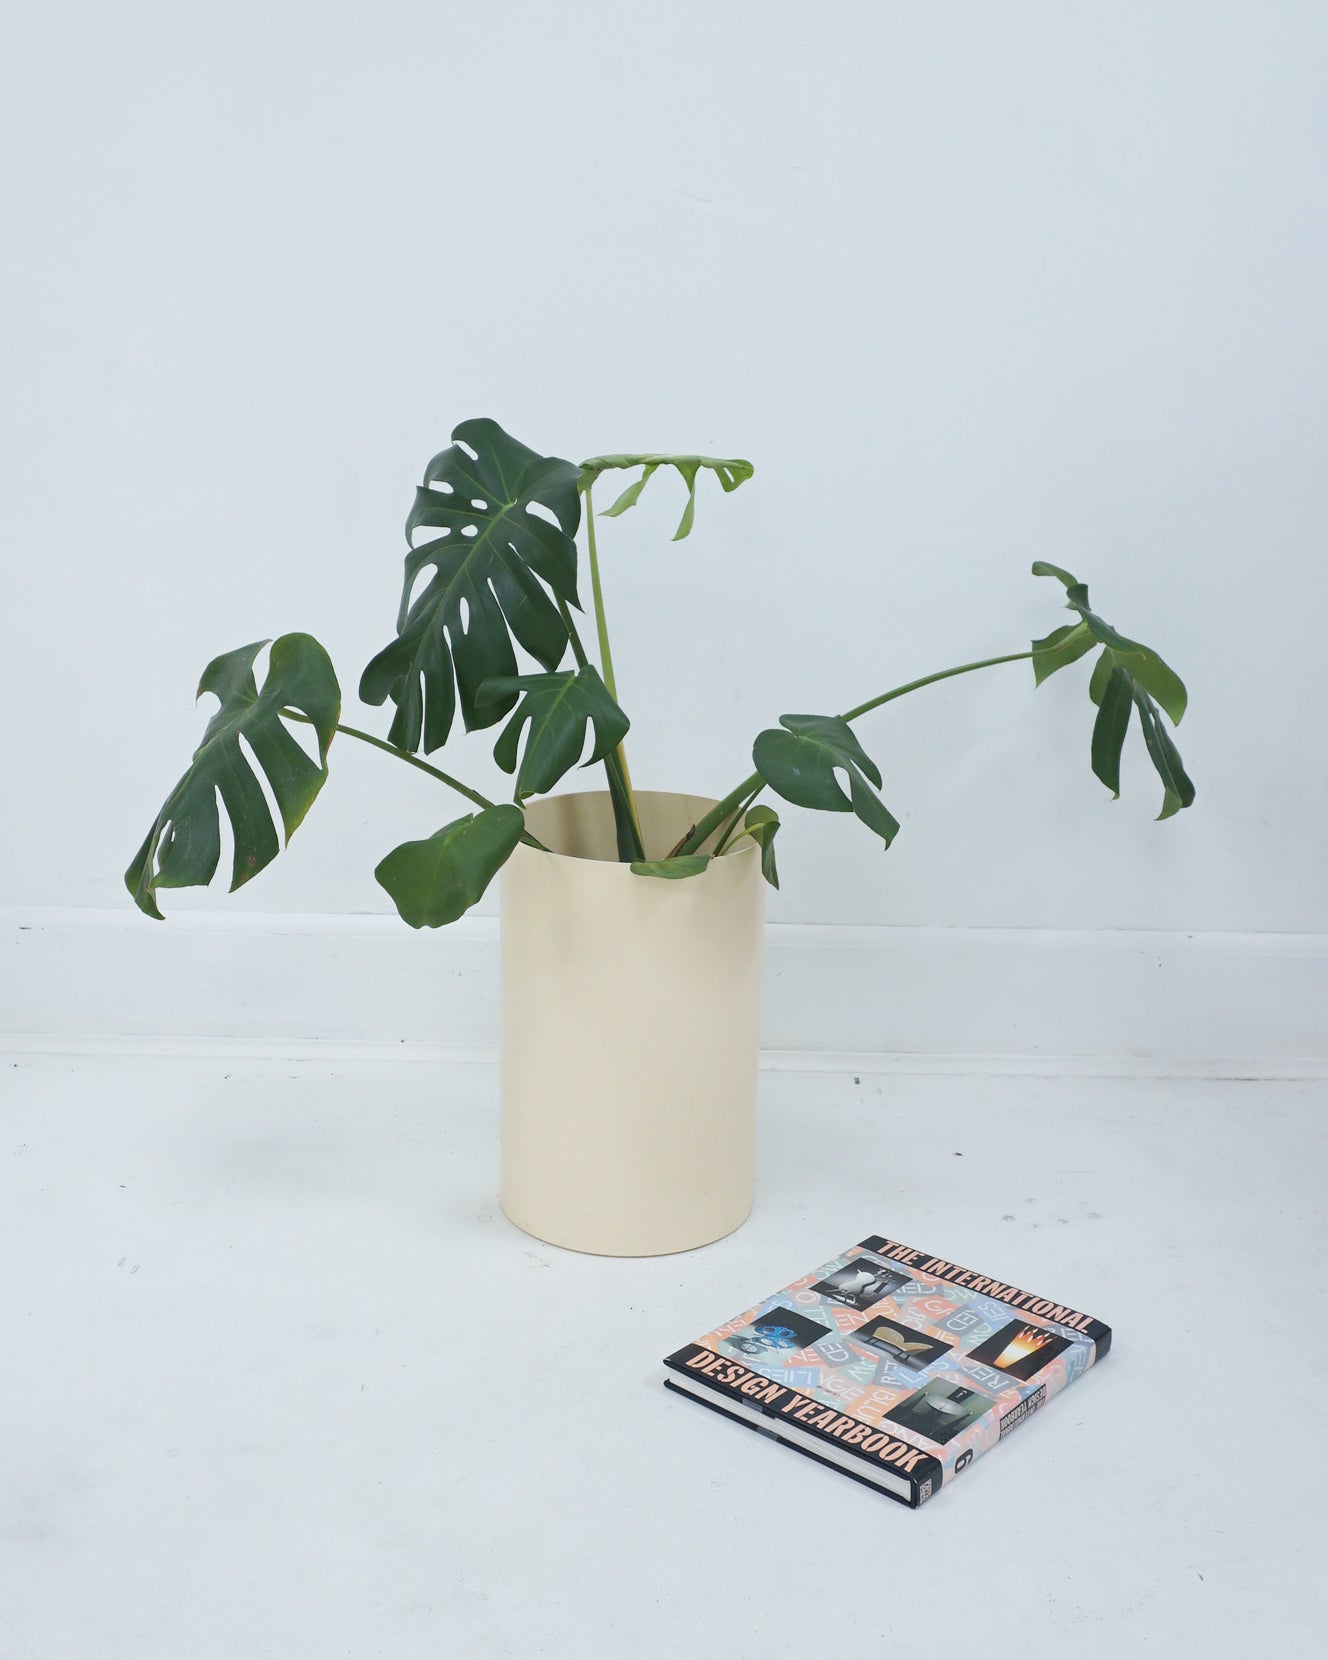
[[499, 790, 765, 1257]]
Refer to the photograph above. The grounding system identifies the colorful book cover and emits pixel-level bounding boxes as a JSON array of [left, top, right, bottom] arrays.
[[663, 1233, 1111, 1507]]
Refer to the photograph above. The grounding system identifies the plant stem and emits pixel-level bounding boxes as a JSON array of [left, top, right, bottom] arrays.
[[329, 721, 495, 809], [675, 650, 1035, 856], [603, 749, 646, 861], [583, 485, 618, 700], [677, 773, 762, 857], [581, 485, 643, 835], [712, 783, 765, 856], [555, 598, 645, 860], [838, 651, 1033, 721], [284, 710, 551, 852]]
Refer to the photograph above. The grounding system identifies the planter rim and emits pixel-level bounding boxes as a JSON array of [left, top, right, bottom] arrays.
[[519, 787, 755, 869]]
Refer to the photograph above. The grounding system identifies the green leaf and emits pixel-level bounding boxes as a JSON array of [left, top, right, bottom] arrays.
[[374, 804, 525, 928], [126, 634, 340, 919], [1028, 559, 1079, 590], [1032, 561, 1187, 723], [360, 419, 582, 754], [740, 804, 780, 888], [579, 452, 754, 540], [752, 714, 900, 848], [1032, 563, 1196, 817], [1090, 665, 1133, 798], [1031, 621, 1096, 687], [480, 666, 630, 802], [629, 855, 711, 879], [601, 462, 658, 517], [1088, 647, 1115, 706], [1132, 687, 1196, 820]]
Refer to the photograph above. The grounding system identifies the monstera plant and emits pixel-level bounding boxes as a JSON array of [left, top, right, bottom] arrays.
[[126, 418, 1195, 923]]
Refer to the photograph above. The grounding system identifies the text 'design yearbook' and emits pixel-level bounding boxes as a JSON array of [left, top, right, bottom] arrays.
[[664, 1234, 1111, 1507]]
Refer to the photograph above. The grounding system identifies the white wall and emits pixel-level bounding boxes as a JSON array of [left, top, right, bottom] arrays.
[[4, 0, 1325, 935]]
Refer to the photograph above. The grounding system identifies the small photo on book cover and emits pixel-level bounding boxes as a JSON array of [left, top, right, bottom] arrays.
[[886, 1379, 996, 1445], [965, 1320, 1073, 1381], [721, 1305, 831, 1360], [810, 1257, 910, 1311], [852, 1316, 954, 1371]]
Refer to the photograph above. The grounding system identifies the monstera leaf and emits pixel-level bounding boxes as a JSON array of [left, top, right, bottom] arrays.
[[579, 452, 753, 540], [479, 666, 629, 802], [1032, 562, 1195, 819], [126, 634, 340, 919], [629, 854, 711, 879], [360, 420, 582, 754], [752, 715, 900, 848], [374, 804, 526, 928], [738, 804, 781, 888]]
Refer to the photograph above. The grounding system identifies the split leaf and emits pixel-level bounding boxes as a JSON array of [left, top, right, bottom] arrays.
[[360, 419, 582, 754], [480, 666, 629, 802], [752, 714, 899, 849], [1031, 561, 1187, 722], [1031, 563, 1195, 818], [125, 634, 340, 919], [579, 452, 753, 541]]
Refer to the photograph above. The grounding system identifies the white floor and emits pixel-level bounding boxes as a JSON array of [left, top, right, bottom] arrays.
[[1, 1054, 1324, 1658]]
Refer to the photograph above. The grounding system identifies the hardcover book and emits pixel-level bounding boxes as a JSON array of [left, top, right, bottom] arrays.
[[663, 1233, 1111, 1507]]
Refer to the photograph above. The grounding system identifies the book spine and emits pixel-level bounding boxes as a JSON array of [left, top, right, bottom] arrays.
[[665, 1342, 943, 1504]]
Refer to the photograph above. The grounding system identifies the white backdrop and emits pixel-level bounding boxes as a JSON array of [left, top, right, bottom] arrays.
[[4, 0, 1325, 934]]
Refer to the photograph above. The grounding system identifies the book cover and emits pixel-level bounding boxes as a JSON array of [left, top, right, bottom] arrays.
[[663, 1233, 1111, 1507]]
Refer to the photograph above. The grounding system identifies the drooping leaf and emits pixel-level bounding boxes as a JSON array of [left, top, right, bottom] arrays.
[[752, 715, 900, 848], [739, 804, 781, 888], [599, 462, 658, 518], [1088, 646, 1115, 706], [1132, 686, 1196, 820], [629, 855, 711, 879], [126, 634, 340, 919], [360, 420, 582, 754], [374, 804, 525, 928], [1031, 561, 1187, 722], [479, 666, 630, 802], [579, 452, 754, 541], [1031, 562, 1195, 817], [1090, 665, 1133, 798]]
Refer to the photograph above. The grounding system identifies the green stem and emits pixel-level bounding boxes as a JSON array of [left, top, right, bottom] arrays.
[[713, 783, 765, 856], [286, 710, 551, 853], [838, 651, 1033, 722], [603, 749, 646, 861], [583, 485, 618, 701], [580, 487, 643, 839], [555, 598, 645, 861], [677, 773, 762, 857], [676, 650, 1034, 856], [330, 721, 495, 809], [556, 596, 591, 672]]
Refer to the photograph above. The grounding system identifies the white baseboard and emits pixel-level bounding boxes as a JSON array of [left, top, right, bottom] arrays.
[[3, 907, 1325, 1077]]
